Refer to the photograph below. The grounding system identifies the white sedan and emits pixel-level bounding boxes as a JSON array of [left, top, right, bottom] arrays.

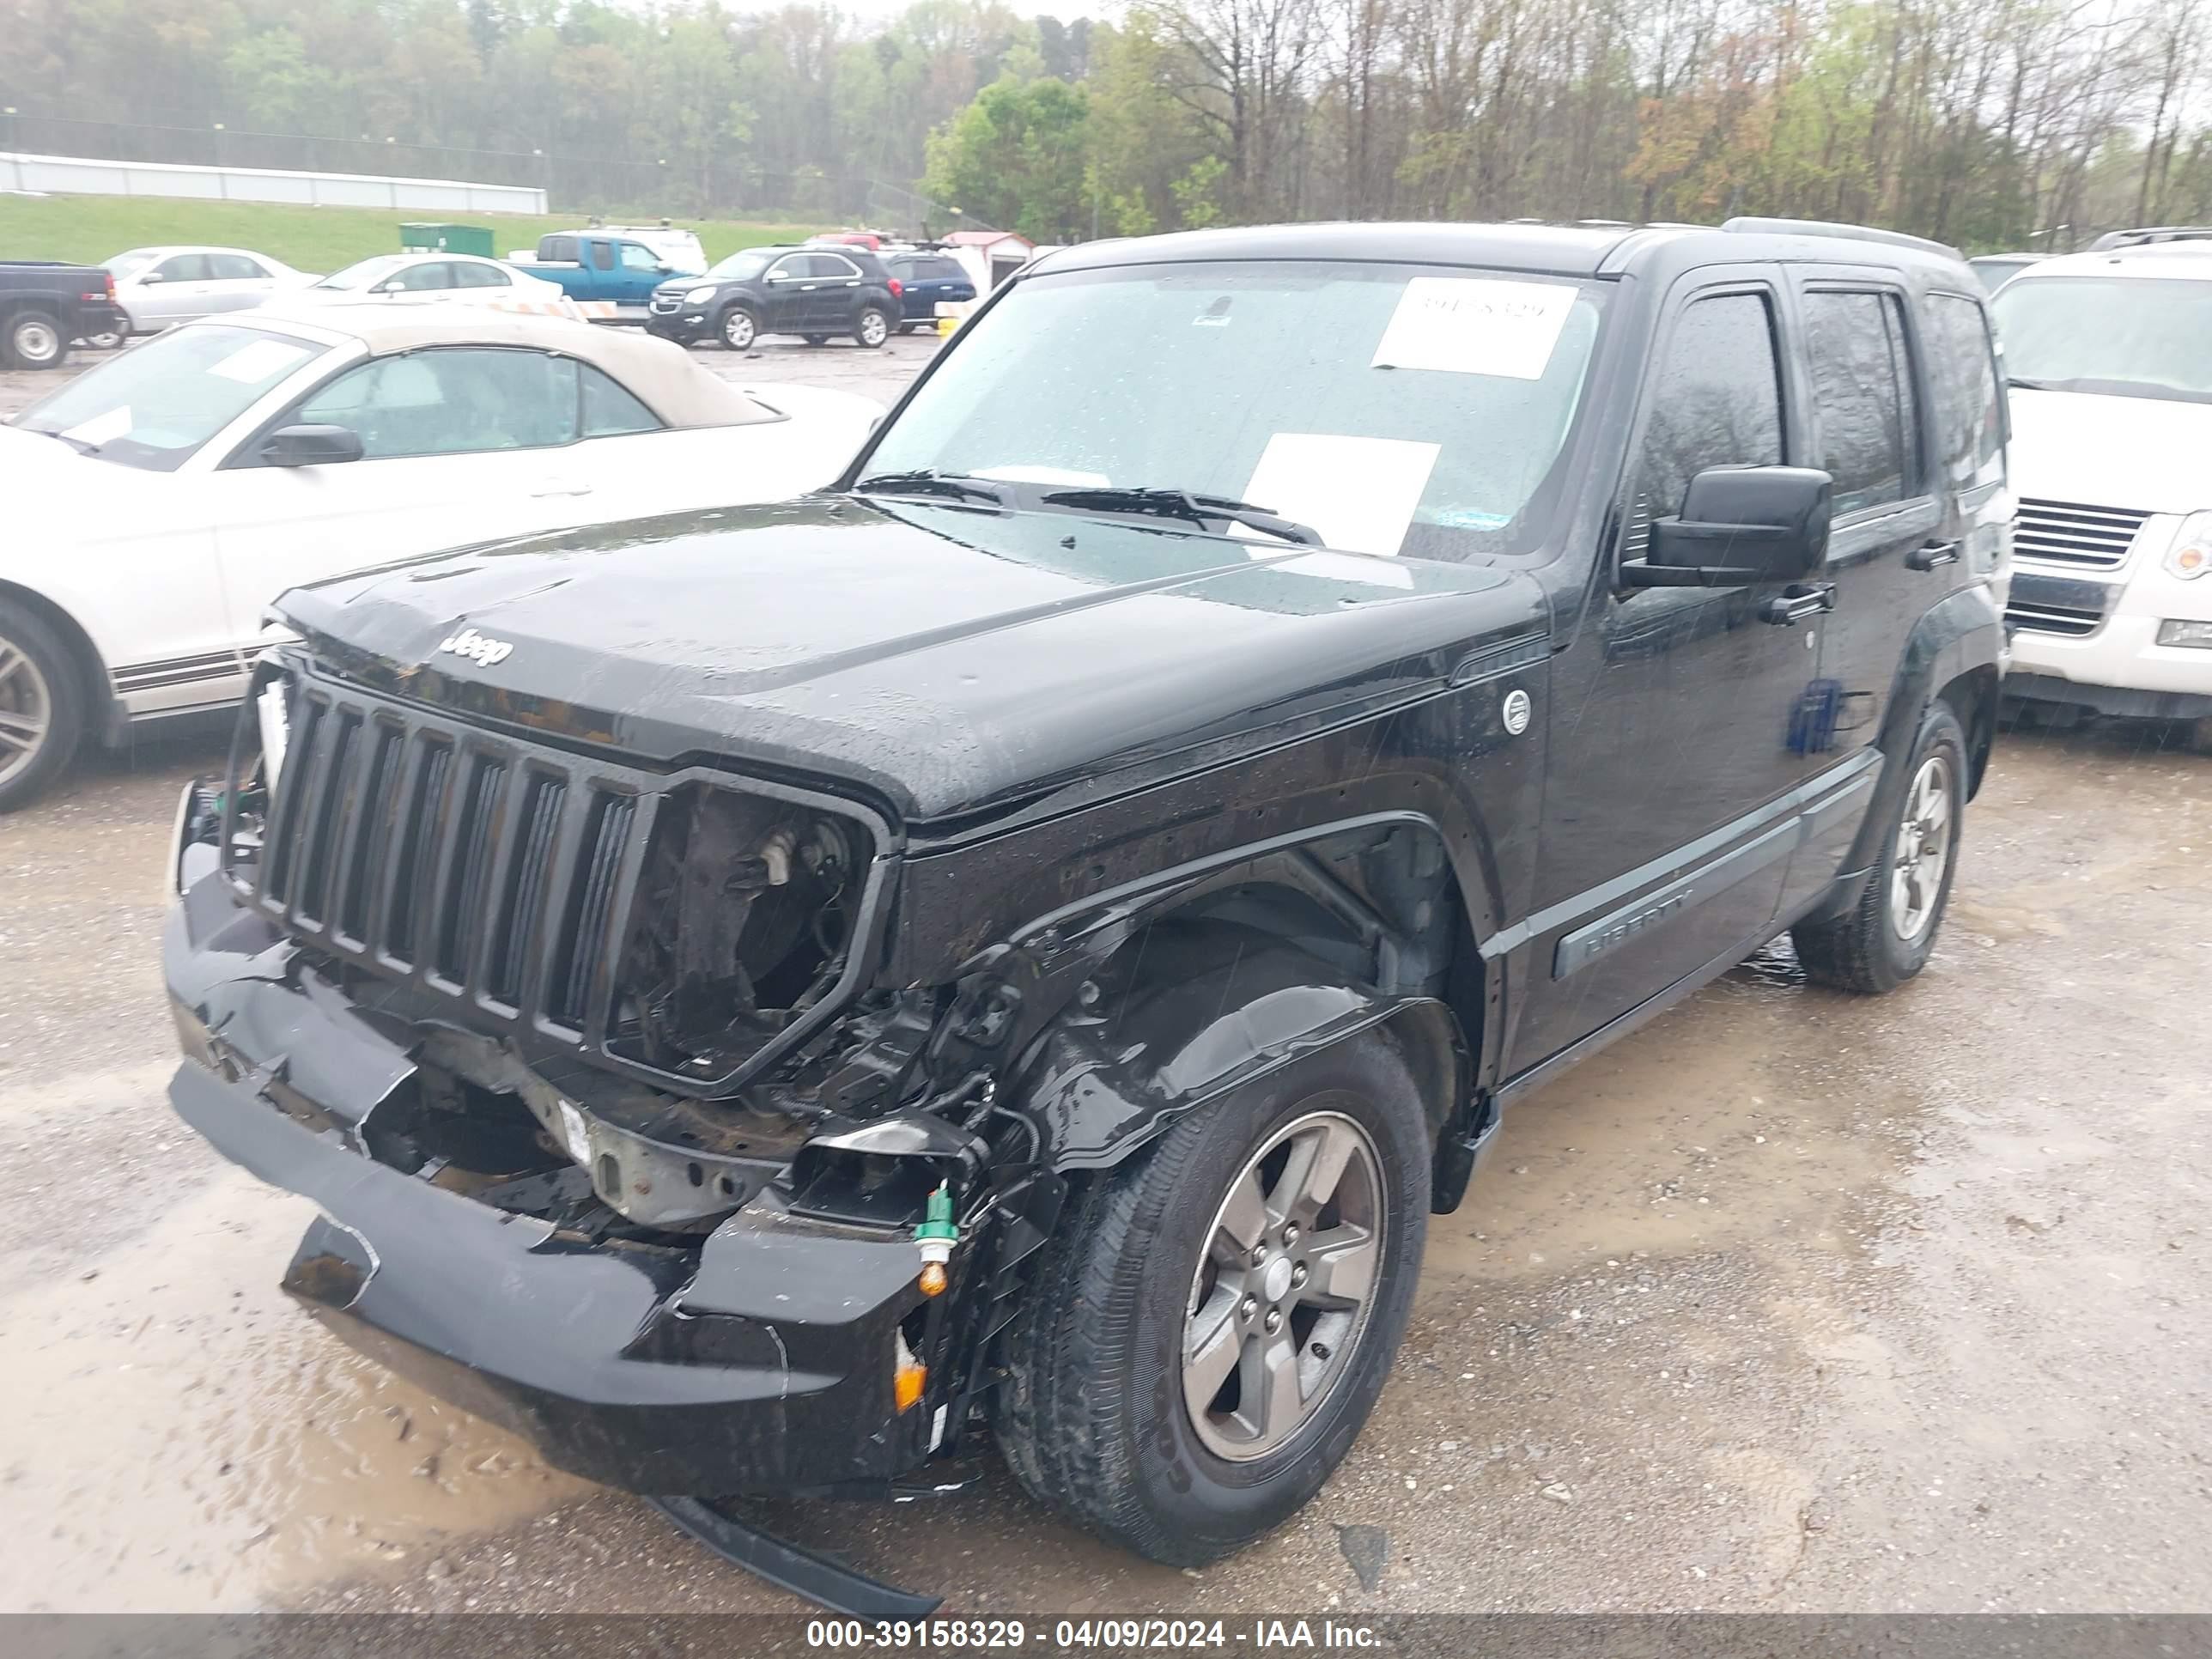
[[102, 246, 319, 339], [0, 306, 879, 808], [276, 252, 566, 309]]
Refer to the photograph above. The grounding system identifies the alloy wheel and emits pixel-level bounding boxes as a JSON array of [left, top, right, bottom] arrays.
[[0, 635, 54, 790], [721, 310, 756, 351], [1890, 752, 1954, 941], [859, 309, 889, 347], [1182, 1109, 1385, 1462]]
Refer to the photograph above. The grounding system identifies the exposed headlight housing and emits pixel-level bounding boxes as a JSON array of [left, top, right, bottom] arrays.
[[2165, 512, 2212, 580], [684, 285, 718, 304]]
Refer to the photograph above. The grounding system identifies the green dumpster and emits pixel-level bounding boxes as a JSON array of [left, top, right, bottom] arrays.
[[398, 222, 495, 258]]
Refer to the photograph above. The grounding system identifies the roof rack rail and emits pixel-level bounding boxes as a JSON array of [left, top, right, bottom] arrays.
[[1722, 216, 1960, 258], [2087, 225, 2212, 250]]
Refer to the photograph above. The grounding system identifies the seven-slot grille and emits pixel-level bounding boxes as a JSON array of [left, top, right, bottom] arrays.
[[2014, 499, 2150, 570], [240, 678, 654, 1042]]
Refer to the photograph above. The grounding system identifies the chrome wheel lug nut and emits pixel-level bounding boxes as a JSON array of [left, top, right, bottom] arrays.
[[1249, 1244, 1267, 1267], [1264, 1309, 1284, 1334], [1239, 1294, 1258, 1321], [1290, 1263, 1308, 1289], [1282, 1224, 1300, 1248]]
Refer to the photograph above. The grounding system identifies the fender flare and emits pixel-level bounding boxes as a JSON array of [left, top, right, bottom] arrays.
[[1004, 919, 1482, 1212]]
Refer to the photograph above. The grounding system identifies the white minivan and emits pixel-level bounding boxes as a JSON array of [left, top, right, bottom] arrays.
[[1990, 242, 2212, 750]]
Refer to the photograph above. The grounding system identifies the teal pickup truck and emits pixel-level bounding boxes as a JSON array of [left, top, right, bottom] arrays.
[[506, 231, 702, 321]]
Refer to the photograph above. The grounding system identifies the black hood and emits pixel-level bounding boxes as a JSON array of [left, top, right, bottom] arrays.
[[276, 498, 1548, 824]]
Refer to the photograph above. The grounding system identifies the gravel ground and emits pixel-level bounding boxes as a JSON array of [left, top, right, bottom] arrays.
[[0, 332, 2207, 1620]]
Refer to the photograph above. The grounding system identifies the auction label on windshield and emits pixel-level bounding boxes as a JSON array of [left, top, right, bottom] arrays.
[[1370, 276, 1575, 380]]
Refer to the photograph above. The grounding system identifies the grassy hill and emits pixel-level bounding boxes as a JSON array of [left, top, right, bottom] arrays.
[[0, 195, 823, 273]]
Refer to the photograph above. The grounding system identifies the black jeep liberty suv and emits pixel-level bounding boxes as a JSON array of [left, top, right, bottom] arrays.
[[164, 218, 2011, 1599]]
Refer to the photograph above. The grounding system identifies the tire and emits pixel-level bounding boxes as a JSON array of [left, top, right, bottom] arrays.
[[716, 304, 759, 352], [996, 1027, 1430, 1565], [0, 600, 88, 812], [801, 333, 830, 347], [79, 325, 126, 351], [896, 321, 917, 336], [2189, 715, 2212, 755], [5, 308, 70, 370], [1791, 700, 1966, 994], [854, 307, 892, 349]]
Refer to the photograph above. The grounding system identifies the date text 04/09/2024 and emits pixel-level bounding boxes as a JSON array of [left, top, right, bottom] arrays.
[[801, 1620, 1382, 1650]]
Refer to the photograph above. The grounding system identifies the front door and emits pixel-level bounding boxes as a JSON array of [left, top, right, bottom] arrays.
[[137, 252, 218, 325], [1506, 275, 1828, 1074], [209, 346, 592, 645], [760, 253, 814, 331]]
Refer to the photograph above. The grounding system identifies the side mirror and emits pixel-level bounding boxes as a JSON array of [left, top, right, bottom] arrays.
[[138, 271, 165, 286], [262, 424, 365, 468], [1622, 465, 1832, 588], [655, 262, 674, 273]]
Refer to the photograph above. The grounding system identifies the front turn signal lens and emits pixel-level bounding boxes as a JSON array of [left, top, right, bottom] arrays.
[[895, 1362, 927, 1413], [2164, 513, 2212, 580]]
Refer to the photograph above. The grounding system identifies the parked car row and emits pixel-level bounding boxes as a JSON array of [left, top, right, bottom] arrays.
[[0, 305, 881, 807]]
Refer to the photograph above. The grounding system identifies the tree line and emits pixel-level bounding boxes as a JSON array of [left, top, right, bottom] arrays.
[[3, 0, 2205, 249]]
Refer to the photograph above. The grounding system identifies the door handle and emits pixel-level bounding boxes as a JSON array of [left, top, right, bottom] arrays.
[[1906, 539, 1961, 572], [1759, 582, 1836, 626]]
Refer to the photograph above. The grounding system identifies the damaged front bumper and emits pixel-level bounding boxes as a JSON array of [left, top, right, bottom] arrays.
[[163, 858, 954, 1498]]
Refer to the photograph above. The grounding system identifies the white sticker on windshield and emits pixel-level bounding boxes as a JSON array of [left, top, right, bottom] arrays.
[[1370, 276, 1575, 380], [973, 464, 1112, 487], [207, 338, 312, 385], [1236, 433, 1440, 557], [60, 406, 134, 447]]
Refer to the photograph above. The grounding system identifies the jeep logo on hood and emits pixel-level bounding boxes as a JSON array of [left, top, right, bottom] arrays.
[[439, 627, 514, 668]]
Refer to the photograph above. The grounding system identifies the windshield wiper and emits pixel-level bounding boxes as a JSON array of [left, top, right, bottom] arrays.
[[2007, 376, 2059, 392], [30, 428, 99, 456], [1036, 486, 1322, 546], [853, 469, 1009, 506]]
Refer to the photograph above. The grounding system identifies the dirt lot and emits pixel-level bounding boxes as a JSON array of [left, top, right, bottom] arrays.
[[0, 335, 2207, 1619]]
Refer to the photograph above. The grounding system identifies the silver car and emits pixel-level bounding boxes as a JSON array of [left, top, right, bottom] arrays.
[[102, 246, 316, 340]]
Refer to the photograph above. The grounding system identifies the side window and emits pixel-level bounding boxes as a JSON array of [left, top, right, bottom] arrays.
[[1632, 291, 1785, 527], [209, 253, 264, 282], [591, 240, 615, 271], [544, 235, 578, 264], [452, 262, 509, 289], [1926, 295, 2005, 490], [1802, 289, 1911, 515], [293, 349, 580, 459], [821, 255, 863, 280], [579, 364, 661, 437], [157, 253, 213, 283], [766, 256, 807, 282], [618, 243, 659, 270], [392, 261, 454, 292]]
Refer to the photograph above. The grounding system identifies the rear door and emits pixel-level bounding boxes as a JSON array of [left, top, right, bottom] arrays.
[[204, 252, 278, 315], [799, 252, 866, 331], [1779, 272, 1962, 902]]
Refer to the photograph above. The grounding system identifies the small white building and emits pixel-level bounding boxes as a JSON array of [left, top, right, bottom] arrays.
[[942, 229, 1036, 291]]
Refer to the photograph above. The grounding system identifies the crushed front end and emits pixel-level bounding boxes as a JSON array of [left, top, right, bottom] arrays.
[[163, 651, 1052, 1498]]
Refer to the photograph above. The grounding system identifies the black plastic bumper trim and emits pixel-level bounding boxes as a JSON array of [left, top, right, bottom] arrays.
[[647, 1497, 943, 1620]]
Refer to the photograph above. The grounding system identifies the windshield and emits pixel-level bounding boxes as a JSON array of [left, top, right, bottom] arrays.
[[864, 260, 1607, 558], [706, 251, 771, 282], [314, 255, 410, 292], [106, 250, 160, 280], [10, 324, 325, 471], [1992, 275, 2212, 403]]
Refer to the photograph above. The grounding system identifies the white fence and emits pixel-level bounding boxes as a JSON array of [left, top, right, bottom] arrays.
[[0, 151, 547, 215]]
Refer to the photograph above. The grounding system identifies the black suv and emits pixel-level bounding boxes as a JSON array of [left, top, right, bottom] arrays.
[[164, 218, 2009, 1608], [645, 243, 902, 351]]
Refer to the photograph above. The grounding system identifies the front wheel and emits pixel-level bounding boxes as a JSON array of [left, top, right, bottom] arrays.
[[854, 307, 891, 349], [4, 308, 69, 370], [79, 325, 127, 351], [1791, 700, 1966, 994], [996, 1027, 1429, 1565], [0, 601, 87, 811], [801, 333, 830, 347], [716, 304, 759, 352], [895, 321, 917, 336]]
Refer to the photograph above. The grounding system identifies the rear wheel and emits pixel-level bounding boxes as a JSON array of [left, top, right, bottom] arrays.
[[1791, 700, 1966, 994], [896, 321, 917, 335], [2190, 715, 2212, 755], [997, 1027, 1429, 1565], [0, 602, 87, 812], [801, 333, 830, 347], [79, 325, 126, 351], [717, 304, 759, 352], [4, 308, 69, 370], [854, 307, 892, 349]]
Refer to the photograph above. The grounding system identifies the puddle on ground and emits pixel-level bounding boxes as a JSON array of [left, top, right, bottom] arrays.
[[0, 1170, 590, 1612]]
